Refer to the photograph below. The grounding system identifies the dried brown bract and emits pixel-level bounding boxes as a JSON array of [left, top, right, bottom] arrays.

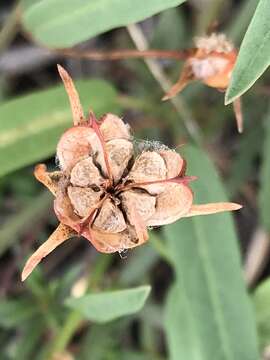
[[22, 65, 242, 281], [162, 33, 243, 133]]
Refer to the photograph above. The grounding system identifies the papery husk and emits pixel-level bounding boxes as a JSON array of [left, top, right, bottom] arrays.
[[94, 198, 127, 233], [120, 189, 156, 224], [100, 113, 131, 141], [147, 183, 193, 226], [67, 186, 103, 218], [57, 126, 102, 171], [128, 151, 167, 194], [96, 139, 133, 182], [70, 156, 104, 187]]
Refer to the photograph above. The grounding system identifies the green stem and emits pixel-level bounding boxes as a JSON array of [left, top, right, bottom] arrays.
[[47, 254, 112, 358]]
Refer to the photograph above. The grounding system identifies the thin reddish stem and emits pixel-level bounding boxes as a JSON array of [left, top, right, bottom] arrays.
[[88, 111, 113, 185], [58, 48, 194, 61], [117, 175, 197, 192]]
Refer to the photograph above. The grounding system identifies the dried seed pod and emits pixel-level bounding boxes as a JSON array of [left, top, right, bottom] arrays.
[[21, 65, 242, 281], [162, 33, 243, 133]]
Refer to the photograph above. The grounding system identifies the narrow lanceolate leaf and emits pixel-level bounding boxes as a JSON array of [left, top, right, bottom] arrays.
[[22, 0, 186, 47], [65, 286, 151, 323], [225, 0, 270, 104], [253, 279, 270, 350], [259, 109, 270, 230], [0, 79, 119, 178], [164, 145, 259, 360]]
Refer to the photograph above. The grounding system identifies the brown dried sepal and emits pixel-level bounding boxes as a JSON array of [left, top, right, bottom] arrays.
[[21, 65, 242, 281]]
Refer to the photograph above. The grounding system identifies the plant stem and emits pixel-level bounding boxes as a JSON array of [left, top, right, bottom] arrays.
[[47, 254, 112, 359], [126, 23, 202, 145], [58, 48, 191, 61]]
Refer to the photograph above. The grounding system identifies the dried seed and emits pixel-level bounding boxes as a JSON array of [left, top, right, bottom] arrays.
[[70, 157, 104, 187], [120, 190, 156, 224], [159, 150, 184, 178], [128, 151, 167, 194], [94, 198, 127, 233], [100, 113, 131, 141], [91, 224, 146, 253], [68, 186, 103, 218], [97, 139, 133, 182]]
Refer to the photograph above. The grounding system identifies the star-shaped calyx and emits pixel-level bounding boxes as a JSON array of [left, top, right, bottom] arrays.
[[21, 65, 241, 281]]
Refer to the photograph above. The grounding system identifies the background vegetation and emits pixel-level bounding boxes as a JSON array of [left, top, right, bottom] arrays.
[[0, 0, 270, 359]]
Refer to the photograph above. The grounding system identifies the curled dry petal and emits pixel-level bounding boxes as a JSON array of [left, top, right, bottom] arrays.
[[183, 202, 242, 218], [22, 223, 75, 281]]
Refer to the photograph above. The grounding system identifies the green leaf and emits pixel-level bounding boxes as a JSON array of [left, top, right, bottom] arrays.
[[0, 79, 119, 178], [0, 298, 39, 328], [259, 111, 270, 230], [119, 241, 158, 286], [225, 0, 270, 104], [253, 279, 270, 350], [65, 286, 151, 323], [150, 7, 187, 50], [22, 0, 186, 47], [0, 192, 51, 255], [227, 122, 263, 196], [164, 145, 259, 360]]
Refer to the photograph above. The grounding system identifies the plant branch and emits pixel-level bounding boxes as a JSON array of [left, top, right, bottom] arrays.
[[58, 48, 191, 61], [126, 24, 202, 145]]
